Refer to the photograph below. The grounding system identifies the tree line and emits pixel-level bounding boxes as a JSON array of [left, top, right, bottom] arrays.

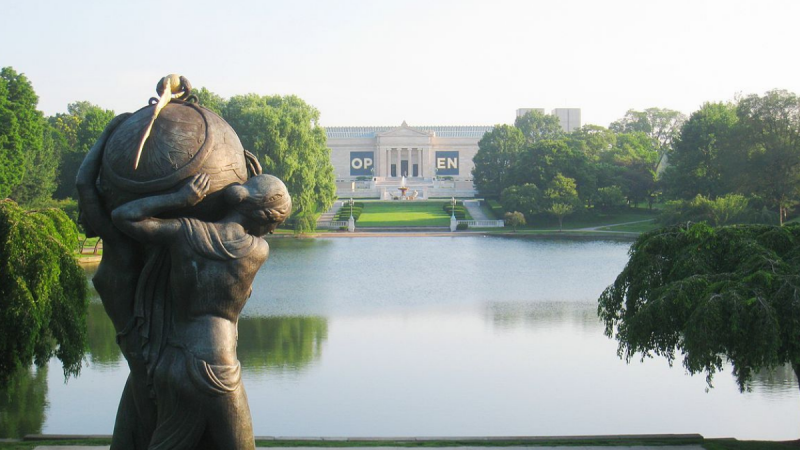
[[473, 89, 800, 227], [0, 67, 336, 233]]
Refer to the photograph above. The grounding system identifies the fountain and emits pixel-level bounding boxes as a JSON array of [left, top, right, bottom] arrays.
[[398, 176, 409, 199]]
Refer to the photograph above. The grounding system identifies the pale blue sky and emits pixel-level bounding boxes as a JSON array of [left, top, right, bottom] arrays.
[[2, 0, 799, 128]]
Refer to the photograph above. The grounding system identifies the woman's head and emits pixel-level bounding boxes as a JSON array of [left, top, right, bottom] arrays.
[[224, 174, 291, 235]]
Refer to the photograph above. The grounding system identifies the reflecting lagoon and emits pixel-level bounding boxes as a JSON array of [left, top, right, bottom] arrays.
[[2, 236, 799, 439]]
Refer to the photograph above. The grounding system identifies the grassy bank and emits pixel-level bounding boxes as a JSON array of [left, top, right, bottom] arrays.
[[517, 208, 658, 232]]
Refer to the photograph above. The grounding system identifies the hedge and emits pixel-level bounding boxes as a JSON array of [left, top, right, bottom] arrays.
[[487, 199, 504, 218]]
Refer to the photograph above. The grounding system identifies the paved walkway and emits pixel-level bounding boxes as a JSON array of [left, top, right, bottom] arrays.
[[575, 219, 654, 232], [462, 200, 489, 220]]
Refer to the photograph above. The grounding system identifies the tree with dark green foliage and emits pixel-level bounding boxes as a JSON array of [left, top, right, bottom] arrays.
[[0, 67, 55, 205], [599, 223, 800, 392], [500, 183, 541, 221], [736, 90, 800, 225], [601, 132, 660, 208], [0, 199, 88, 386], [51, 101, 115, 199], [18, 122, 62, 205], [472, 124, 525, 197], [196, 90, 336, 233], [0, 74, 24, 199], [661, 102, 739, 200], [513, 139, 592, 199]]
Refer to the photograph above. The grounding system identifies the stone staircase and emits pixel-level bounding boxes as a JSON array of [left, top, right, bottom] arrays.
[[317, 201, 345, 228]]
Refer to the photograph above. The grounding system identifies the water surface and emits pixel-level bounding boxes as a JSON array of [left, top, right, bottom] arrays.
[[2, 236, 798, 440]]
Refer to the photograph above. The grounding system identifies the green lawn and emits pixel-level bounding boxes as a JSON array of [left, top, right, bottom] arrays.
[[356, 201, 471, 227], [519, 208, 658, 231]]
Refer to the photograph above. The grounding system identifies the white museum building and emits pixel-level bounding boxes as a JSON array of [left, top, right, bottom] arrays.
[[326, 109, 580, 199]]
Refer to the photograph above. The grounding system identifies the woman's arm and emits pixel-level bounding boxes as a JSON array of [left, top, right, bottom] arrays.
[[75, 113, 131, 241], [111, 173, 210, 244]]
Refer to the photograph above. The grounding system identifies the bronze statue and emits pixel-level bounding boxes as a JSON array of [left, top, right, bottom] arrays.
[[77, 76, 291, 449], [77, 112, 156, 449]]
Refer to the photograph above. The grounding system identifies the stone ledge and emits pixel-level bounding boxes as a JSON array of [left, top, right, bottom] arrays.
[[25, 433, 705, 442]]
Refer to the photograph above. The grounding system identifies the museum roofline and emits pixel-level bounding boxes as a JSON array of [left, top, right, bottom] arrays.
[[326, 125, 494, 139]]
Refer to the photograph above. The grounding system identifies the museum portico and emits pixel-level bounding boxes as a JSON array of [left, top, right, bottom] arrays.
[[327, 121, 492, 199]]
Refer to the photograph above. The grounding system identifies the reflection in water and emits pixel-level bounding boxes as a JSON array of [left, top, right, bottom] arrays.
[[83, 304, 329, 374], [486, 301, 602, 332], [86, 303, 122, 367], [0, 366, 48, 438], [238, 316, 328, 373], [486, 300, 799, 394], [83, 265, 124, 367], [752, 364, 800, 396]]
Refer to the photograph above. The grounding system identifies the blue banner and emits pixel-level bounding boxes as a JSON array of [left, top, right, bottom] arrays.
[[435, 151, 459, 176], [350, 152, 374, 176]]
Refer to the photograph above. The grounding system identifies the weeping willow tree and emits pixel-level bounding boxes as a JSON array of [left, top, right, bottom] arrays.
[[599, 223, 800, 392], [0, 199, 88, 386]]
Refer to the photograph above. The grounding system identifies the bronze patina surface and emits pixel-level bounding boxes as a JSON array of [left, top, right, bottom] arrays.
[[77, 76, 290, 450]]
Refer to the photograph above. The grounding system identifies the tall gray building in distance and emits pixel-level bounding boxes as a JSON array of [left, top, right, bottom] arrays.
[[516, 108, 582, 133], [328, 108, 581, 198]]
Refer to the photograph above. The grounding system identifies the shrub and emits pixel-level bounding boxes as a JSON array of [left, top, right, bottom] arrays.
[[594, 186, 626, 210], [441, 201, 464, 212], [443, 203, 468, 220], [443, 206, 467, 220], [456, 223, 468, 230], [335, 202, 364, 221], [659, 194, 762, 226], [504, 211, 526, 231]]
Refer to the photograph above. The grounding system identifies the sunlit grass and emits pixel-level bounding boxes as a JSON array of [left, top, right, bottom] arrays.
[[356, 201, 470, 227]]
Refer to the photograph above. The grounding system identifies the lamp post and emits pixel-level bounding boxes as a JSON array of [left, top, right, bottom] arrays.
[[347, 198, 355, 232], [450, 196, 457, 232]]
